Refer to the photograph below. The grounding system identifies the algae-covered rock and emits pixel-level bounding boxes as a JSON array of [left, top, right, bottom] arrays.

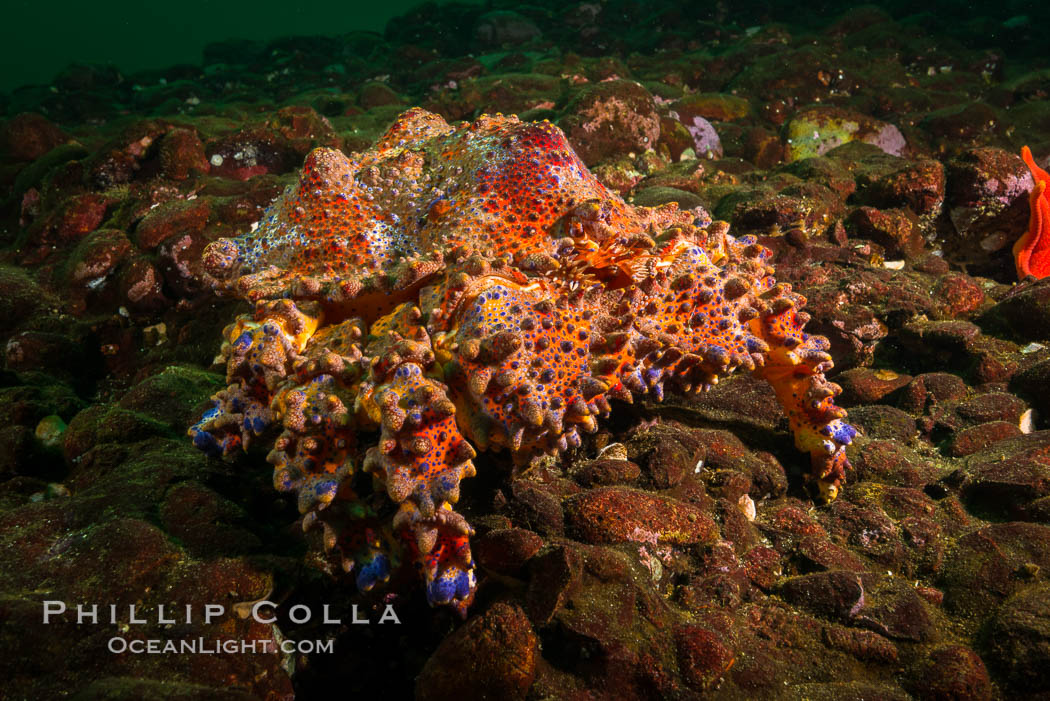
[[940, 522, 1050, 622], [63, 404, 172, 464], [984, 583, 1050, 694], [672, 92, 751, 123], [565, 487, 717, 545], [474, 527, 544, 576], [0, 112, 68, 162], [559, 80, 660, 165], [0, 265, 59, 337], [416, 603, 538, 701], [978, 277, 1050, 342], [952, 431, 1050, 518], [784, 106, 905, 162], [118, 365, 223, 431], [907, 644, 992, 701]]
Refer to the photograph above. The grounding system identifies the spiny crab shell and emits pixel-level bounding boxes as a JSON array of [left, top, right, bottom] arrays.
[[190, 107, 856, 615]]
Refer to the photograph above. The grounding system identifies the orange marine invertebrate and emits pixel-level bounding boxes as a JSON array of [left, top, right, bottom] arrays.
[[1016, 146, 1050, 280], [189, 108, 855, 615]]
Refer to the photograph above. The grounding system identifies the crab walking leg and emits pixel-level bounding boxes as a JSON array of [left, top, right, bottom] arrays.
[[587, 233, 777, 402], [189, 299, 321, 456], [359, 304, 478, 614], [270, 371, 396, 593], [268, 374, 357, 512], [584, 231, 855, 500], [267, 315, 411, 594], [751, 297, 856, 501], [189, 297, 397, 587], [302, 500, 397, 593], [438, 276, 611, 462], [266, 315, 370, 514]]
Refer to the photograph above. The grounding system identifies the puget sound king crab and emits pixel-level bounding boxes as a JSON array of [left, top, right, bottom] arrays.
[[189, 108, 856, 615]]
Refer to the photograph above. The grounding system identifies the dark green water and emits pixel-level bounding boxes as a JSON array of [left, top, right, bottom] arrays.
[[3, 0, 1044, 98], [1, 0, 482, 93]]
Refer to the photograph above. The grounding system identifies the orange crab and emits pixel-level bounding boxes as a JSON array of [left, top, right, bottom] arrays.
[[190, 109, 855, 614]]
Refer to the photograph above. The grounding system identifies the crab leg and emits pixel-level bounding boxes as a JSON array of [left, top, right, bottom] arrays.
[[750, 296, 856, 501], [585, 231, 855, 500], [436, 269, 610, 463], [189, 299, 321, 456], [359, 303, 478, 614], [190, 301, 399, 585]]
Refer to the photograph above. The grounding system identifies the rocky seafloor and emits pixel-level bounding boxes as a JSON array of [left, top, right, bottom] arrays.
[[2, 1, 1050, 699]]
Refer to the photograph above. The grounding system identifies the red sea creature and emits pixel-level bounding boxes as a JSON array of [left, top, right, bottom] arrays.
[[1016, 146, 1050, 280], [189, 108, 856, 615]]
